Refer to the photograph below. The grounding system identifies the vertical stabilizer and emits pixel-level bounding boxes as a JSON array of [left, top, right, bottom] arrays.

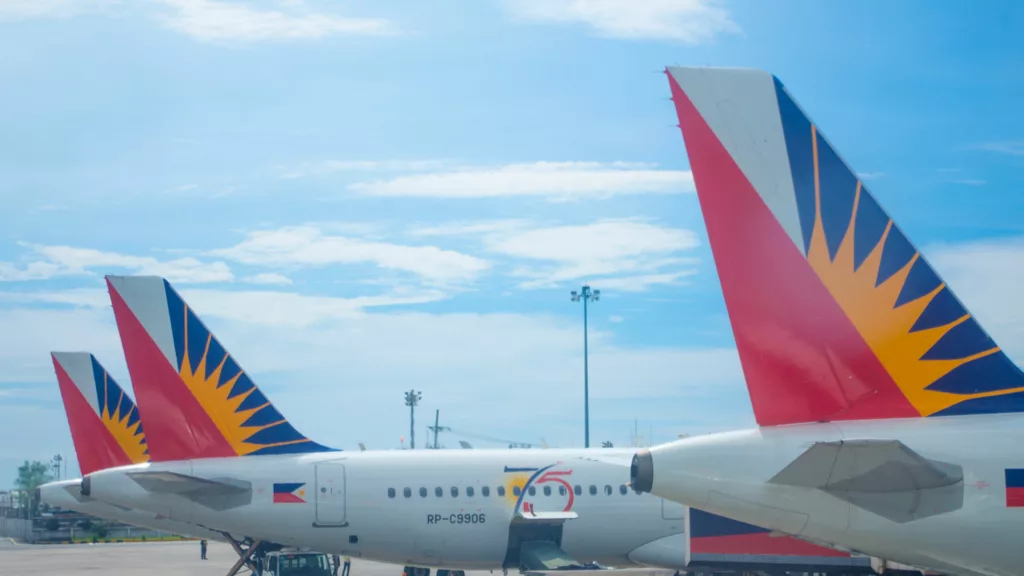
[[106, 275, 334, 460], [51, 352, 149, 475], [666, 66, 1024, 425]]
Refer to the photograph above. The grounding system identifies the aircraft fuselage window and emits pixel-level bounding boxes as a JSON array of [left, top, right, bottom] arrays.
[[619, 485, 627, 495], [559, 486, 567, 496], [435, 487, 443, 498], [513, 486, 521, 496], [482, 486, 490, 497], [467, 486, 475, 497], [403, 487, 411, 498], [604, 485, 612, 495], [451, 486, 459, 498], [543, 486, 551, 496], [528, 486, 536, 496], [388, 488, 396, 498], [589, 485, 597, 495], [420, 487, 427, 498], [497, 486, 506, 497], [573, 485, 582, 496]]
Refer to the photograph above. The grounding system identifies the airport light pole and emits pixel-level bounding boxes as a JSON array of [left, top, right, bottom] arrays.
[[51, 454, 63, 481], [570, 285, 599, 448], [404, 390, 422, 449]]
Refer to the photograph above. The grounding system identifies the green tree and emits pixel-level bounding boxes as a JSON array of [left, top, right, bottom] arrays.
[[15, 460, 53, 518]]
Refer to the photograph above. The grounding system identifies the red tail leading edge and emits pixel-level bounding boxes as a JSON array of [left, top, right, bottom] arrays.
[[51, 352, 149, 476], [666, 66, 1024, 426]]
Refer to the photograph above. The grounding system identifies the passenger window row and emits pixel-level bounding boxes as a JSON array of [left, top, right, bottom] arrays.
[[386, 484, 636, 499]]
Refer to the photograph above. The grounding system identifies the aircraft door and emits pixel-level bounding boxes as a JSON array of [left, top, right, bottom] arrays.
[[315, 462, 347, 526], [661, 497, 685, 520]]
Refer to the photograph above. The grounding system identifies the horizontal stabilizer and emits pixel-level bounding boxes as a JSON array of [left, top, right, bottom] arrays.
[[769, 439, 963, 523], [127, 471, 252, 511], [59, 481, 134, 511]]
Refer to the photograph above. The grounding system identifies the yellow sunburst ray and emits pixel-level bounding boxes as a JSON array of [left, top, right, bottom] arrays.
[[178, 309, 307, 455], [806, 125, 1002, 416], [97, 372, 148, 464]]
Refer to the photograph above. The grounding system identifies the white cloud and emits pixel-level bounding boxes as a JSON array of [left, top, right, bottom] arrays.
[[588, 271, 696, 292], [491, 220, 698, 262], [608, 315, 624, 323], [178, 288, 448, 327], [348, 161, 694, 200], [0, 287, 110, 309], [0, 0, 118, 21], [857, 172, 885, 180], [0, 290, 747, 457], [0, 244, 233, 284], [406, 219, 532, 238], [0, 261, 66, 282], [973, 141, 1024, 156], [243, 272, 293, 285], [280, 159, 452, 179], [0, 285, 448, 328], [954, 179, 987, 186], [0, 306, 123, 383], [926, 237, 1024, 362], [488, 220, 700, 289], [154, 0, 398, 42], [209, 225, 490, 286], [504, 0, 739, 43]]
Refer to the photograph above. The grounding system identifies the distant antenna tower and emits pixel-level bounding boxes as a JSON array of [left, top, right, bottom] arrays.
[[630, 419, 646, 448]]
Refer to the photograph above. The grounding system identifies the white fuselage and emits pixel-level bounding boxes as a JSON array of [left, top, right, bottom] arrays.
[[39, 478, 225, 542], [643, 414, 1024, 576], [86, 448, 689, 570]]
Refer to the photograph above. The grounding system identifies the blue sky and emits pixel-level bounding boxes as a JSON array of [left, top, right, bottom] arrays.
[[1, 0, 1023, 486]]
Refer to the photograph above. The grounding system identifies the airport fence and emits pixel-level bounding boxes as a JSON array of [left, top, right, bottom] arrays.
[[0, 517, 30, 540]]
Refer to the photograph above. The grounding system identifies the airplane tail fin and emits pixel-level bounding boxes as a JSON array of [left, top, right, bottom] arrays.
[[666, 66, 1024, 426], [51, 352, 149, 475], [106, 275, 335, 461]]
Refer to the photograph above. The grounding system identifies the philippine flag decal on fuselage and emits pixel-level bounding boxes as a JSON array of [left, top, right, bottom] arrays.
[[273, 482, 307, 504], [1004, 470, 1024, 507]]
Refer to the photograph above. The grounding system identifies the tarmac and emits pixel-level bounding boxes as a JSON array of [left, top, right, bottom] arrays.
[[0, 540, 497, 576]]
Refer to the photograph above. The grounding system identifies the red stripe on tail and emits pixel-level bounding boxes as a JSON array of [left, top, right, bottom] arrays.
[[52, 357, 132, 475], [108, 280, 235, 461], [668, 73, 918, 426]]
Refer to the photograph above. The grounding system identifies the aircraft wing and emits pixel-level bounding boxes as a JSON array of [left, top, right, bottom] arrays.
[[127, 471, 253, 511], [768, 439, 964, 523]]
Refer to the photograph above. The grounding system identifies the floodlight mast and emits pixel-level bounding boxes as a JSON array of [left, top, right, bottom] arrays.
[[570, 285, 599, 448]]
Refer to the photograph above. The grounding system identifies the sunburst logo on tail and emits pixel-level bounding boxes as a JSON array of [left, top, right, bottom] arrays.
[[94, 363, 148, 464], [803, 125, 1024, 415], [176, 303, 314, 456]]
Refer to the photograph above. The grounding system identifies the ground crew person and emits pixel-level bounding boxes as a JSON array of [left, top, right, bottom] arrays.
[[200, 539, 208, 560], [342, 555, 351, 576]]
